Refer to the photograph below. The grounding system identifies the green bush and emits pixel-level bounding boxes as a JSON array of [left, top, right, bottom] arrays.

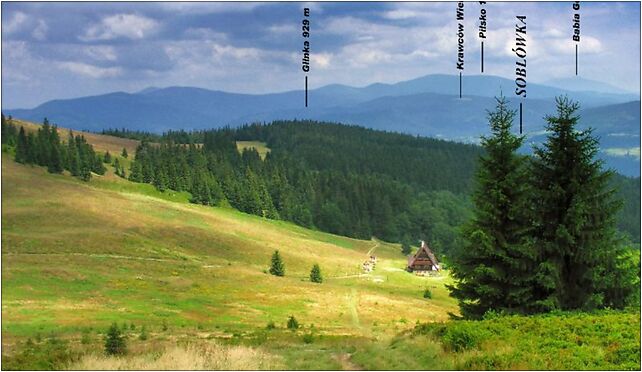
[[287, 315, 299, 330], [2, 336, 76, 370], [139, 325, 148, 340], [266, 321, 276, 330], [423, 289, 432, 299], [441, 323, 485, 352], [302, 333, 314, 344], [80, 330, 91, 345]]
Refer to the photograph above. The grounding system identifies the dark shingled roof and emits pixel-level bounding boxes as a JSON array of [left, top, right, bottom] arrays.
[[407, 240, 439, 270]]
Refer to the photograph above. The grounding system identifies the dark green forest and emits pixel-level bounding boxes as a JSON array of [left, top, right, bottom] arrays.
[[125, 121, 479, 255], [3, 116, 640, 256], [114, 120, 639, 252], [2, 116, 105, 181]]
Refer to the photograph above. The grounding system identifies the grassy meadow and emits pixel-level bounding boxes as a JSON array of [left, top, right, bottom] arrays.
[[1, 126, 640, 370]]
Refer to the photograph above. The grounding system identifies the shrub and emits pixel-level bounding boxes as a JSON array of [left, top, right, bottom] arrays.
[[81, 330, 91, 345], [287, 315, 299, 330], [2, 337, 76, 370], [104, 323, 127, 356], [139, 325, 148, 341], [423, 289, 432, 299], [266, 321, 276, 330], [302, 333, 314, 344], [441, 323, 485, 352]]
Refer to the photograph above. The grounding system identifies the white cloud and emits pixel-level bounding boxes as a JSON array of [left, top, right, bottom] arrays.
[[183, 28, 228, 41], [85, 46, 117, 62], [312, 52, 332, 69], [267, 24, 297, 35], [58, 61, 122, 78], [3, 11, 27, 34], [31, 20, 48, 41], [81, 14, 158, 41], [158, 2, 260, 15]]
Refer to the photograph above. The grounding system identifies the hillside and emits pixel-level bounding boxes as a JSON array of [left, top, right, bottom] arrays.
[[2, 124, 640, 370], [1, 153, 460, 368]]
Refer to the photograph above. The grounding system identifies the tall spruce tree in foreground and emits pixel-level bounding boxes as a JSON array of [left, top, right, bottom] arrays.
[[269, 250, 285, 276], [531, 96, 631, 311], [448, 97, 536, 319]]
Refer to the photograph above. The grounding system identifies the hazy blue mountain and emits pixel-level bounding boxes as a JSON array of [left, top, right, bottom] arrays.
[[4, 74, 639, 175], [543, 77, 636, 95], [7, 74, 638, 132]]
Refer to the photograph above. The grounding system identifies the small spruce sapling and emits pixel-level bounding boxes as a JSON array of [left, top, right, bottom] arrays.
[[287, 315, 299, 330], [104, 323, 126, 356], [269, 250, 285, 276], [310, 263, 323, 283]]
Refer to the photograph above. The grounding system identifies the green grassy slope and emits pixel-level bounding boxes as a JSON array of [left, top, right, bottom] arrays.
[[1, 156, 457, 341], [2, 126, 639, 370]]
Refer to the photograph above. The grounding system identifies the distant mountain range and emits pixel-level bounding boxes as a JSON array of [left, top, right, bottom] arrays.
[[4, 74, 640, 176]]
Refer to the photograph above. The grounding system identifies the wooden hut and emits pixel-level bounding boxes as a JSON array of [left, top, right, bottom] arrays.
[[407, 240, 440, 274]]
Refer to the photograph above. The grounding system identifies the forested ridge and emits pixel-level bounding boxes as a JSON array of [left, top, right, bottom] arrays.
[[111, 119, 638, 250], [124, 121, 478, 255], [3, 117, 640, 254]]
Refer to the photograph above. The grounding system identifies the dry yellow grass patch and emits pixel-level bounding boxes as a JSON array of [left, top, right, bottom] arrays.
[[10, 119, 140, 155], [236, 141, 271, 160], [70, 342, 281, 370]]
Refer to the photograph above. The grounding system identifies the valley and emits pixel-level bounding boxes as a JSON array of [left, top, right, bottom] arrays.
[[1, 122, 639, 370]]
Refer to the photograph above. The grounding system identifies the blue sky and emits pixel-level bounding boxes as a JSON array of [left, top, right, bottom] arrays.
[[2, 1, 640, 108]]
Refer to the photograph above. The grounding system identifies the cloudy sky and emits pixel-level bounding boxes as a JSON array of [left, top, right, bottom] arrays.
[[2, 1, 640, 108]]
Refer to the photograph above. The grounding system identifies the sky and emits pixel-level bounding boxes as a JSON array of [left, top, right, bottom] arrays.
[[2, 1, 640, 108]]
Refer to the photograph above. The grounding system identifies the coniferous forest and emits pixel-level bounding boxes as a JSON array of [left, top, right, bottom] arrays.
[[124, 121, 481, 255], [2, 116, 105, 181], [4, 108, 639, 259]]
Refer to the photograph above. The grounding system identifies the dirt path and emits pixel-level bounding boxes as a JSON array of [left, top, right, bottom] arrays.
[[348, 288, 360, 328], [366, 239, 380, 256], [2, 252, 185, 263]]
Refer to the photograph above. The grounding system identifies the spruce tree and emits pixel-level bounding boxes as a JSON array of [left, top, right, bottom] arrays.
[[531, 96, 628, 311], [103, 151, 112, 164], [47, 145, 63, 173], [121, 147, 128, 158], [401, 236, 412, 255], [80, 165, 91, 182], [104, 323, 126, 356], [448, 97, 536, 319], [153, 167, 168, 192], [129, 161, 143, 182], [269, 250, 285, 276], [15, 127, 29, 164], [310, 263, 323, 283]]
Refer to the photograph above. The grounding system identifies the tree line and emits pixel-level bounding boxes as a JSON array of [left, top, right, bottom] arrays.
[[2, 115, 105, 181], [100, 119, 640, 246], [123, 121, 479, 253], [448, 97, 639, 319], [3, 113, 638, 258]]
